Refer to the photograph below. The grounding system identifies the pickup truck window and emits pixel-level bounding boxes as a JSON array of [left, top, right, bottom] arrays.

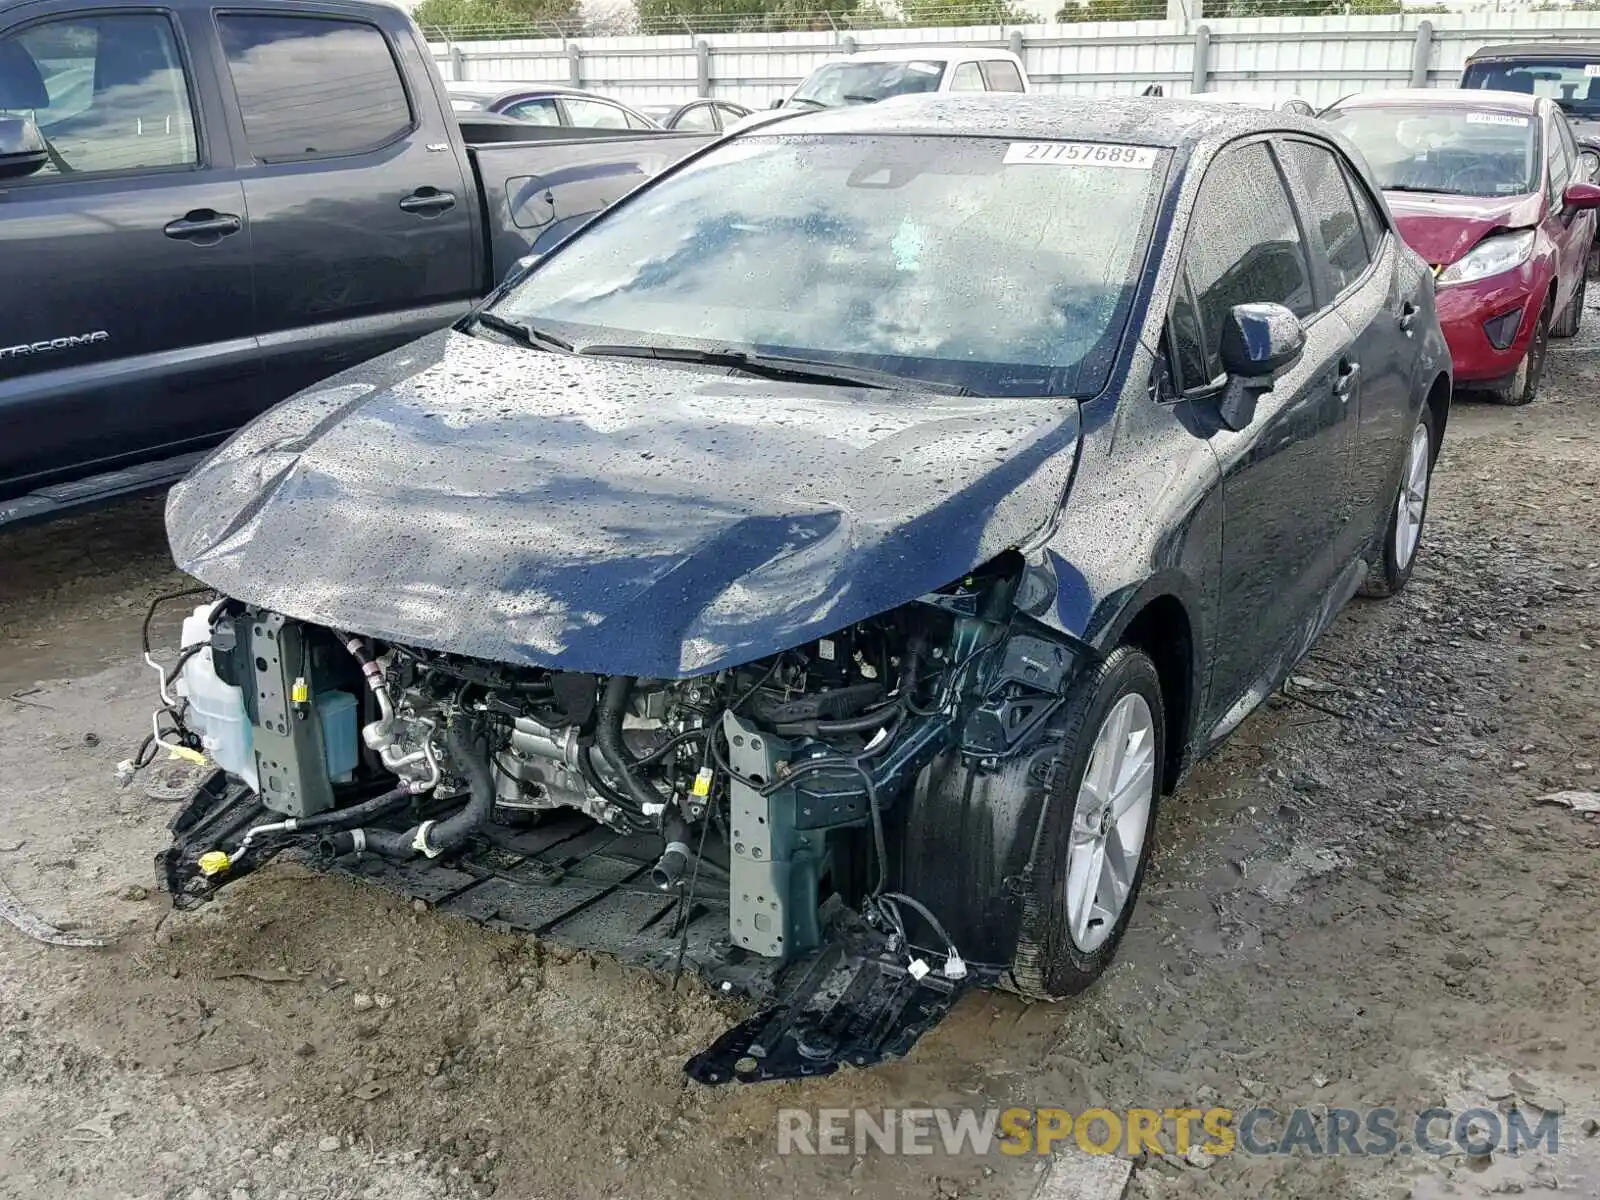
[[980, 60, 1026, 93], [217, 15, 411, 162], [0, 15, 197, 177]]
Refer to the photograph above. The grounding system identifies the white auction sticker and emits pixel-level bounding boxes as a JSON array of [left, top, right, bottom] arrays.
[[1585, 63, 1600, 77], [1004, 141, 1159, 169], [1465, 112, 1529, 126]]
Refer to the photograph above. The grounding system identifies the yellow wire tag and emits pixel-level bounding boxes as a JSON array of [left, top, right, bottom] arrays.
[[691, 767, 714, 798], [166, 745, 208, 766], [198, 851, 231, 876]]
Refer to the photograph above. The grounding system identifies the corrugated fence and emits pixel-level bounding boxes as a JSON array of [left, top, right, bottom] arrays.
[[429, 11, 1600, 110]]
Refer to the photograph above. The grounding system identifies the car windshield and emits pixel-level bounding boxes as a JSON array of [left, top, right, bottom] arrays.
[[790, 60, 945, 107], [1322, 105, 1539, 197], [1464, 57, 1600, 116], [490, 133, 1164, 398]]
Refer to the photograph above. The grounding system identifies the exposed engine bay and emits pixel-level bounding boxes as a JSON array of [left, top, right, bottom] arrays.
[[145, 558, 1085, 1083]]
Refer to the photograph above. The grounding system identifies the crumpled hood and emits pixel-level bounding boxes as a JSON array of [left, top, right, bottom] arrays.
[[1386, 190, 1543, 266], [166, 331, 1081, 677]]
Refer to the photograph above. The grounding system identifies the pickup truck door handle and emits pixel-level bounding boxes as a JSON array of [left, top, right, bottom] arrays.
[[163, 210, 242, 242], [1334, 358, 1360, 400], [399, 188, 457, 215], [1398, 301, 1418, 336]]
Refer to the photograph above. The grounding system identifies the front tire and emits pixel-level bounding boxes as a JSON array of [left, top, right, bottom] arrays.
[[1362, 407, 1436, 599], [1009, 646, 1164, 1000], [1553, 274, 1586, 339], [1488, 303, 1550, 406]]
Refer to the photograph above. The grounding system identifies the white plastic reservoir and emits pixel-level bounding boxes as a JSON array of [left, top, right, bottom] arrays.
[[175, 604, 258, 790]]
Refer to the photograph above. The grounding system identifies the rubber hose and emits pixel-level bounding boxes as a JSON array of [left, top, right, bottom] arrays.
[[292, 785, 412, 834], [576, 743, 652, 831], [649, 815, 692, 891], [772, 705, 902, 738], [594, 676, 670, 814], [416, 724, 496, 856], [327, 725, 498, 861]]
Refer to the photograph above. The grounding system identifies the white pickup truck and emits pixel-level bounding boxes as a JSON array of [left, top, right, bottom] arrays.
[[727, 46, 1030, 133]]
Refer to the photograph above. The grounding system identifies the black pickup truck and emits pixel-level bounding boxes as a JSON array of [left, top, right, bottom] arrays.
[[0, 0, 711, 524]]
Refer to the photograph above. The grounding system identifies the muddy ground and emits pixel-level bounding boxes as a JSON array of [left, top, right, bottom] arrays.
[[1, 315, 1598, 1200]]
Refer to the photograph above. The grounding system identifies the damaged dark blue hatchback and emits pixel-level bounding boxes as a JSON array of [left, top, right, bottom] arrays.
[[153, 95, 1453, 1083]]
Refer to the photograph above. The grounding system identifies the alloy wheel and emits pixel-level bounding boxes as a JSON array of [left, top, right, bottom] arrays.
[[1065, 693, 1156, 953], [1394, 421, 1430, 570]]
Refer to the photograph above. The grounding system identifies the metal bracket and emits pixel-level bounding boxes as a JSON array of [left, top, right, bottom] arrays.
[[248, 614, 334, 817], [723, 712, 822, 960]]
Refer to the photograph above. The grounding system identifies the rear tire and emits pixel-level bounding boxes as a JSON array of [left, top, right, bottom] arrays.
[[1009, 646, 1164, 1001], [1488, 304, 1550, 406], [1553, 275, 1586, 339], [1361, 406, 1436, 600]]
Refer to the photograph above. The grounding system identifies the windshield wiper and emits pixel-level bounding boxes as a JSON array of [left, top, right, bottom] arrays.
[[841, 93, 883, 104], [468, 311, 574, 353], [578, 344, 970, 395], [786, 97, 828, 109]]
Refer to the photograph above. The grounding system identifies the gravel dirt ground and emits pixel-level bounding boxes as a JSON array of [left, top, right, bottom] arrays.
[[2, 309, 1598, 1200]]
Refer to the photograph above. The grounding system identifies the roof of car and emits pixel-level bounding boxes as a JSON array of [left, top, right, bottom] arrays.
[[753, 92, 1318, 146], [831, 46, 1024, 64], [1467, 42, 1600, 60], [444, 81, 594, 101], [1184, 89, 1307, 108], [1326, 87, 1542, 114]]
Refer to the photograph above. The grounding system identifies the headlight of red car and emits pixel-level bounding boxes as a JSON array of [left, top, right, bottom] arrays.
[[1437, 228, 1535, 287]]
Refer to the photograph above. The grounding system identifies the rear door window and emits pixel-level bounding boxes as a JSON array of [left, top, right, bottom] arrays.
[[218, 15, 412, 162], [1278, 139, 1373, 294], [562, 97, 628, 129], [502, 96, 560, 126], [673, 103, 717, 131], [950, 62, 984, 91], [979, 59, 1026, 92], [0, 13, 198, 177]]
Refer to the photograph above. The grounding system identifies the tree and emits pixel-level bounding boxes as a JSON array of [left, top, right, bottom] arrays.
[[1057, 0, 1160, 20], [413, 0, 581, 38], [893, 0, 1036, 25]]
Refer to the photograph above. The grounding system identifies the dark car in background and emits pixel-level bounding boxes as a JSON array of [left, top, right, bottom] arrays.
[[0, 0, 713, 526], [637, 98, 752, 132], [1463, 42, 1600, 182], [444, 81, 659, 130], [1325, 88, 1600, 406], [155, 95, 1451, 1084]]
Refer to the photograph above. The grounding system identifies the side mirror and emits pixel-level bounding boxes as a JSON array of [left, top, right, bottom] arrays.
[[1563, 181, 1600, 211], [1220, 302, 1306, 379], [1216, 302, 1305, 432], [0, 117, 48, 181], [770, 97, 786, 109]]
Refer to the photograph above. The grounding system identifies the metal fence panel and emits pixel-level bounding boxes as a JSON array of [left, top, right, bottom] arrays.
[[429, 12, 1600, 109]]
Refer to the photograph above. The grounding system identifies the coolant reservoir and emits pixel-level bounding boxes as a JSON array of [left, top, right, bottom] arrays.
[[175, 605, 257, 790]]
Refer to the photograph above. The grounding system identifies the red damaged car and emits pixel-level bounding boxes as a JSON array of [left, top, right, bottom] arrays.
[[1325, 88, 1600, 405]]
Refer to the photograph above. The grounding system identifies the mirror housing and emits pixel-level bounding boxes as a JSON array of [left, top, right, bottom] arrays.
[[1563, 180, 1600, 212], [1215, 302, 1306, 432], [770, 97, 786, 109], [0, 117, 48, 181]]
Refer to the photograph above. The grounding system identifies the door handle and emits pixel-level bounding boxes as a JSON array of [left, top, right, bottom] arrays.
[[1334, 358, 1360, 399], [1398, 301, 1418, 336], [399, 188, 457, 215], [163, 210, 242, 242]]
